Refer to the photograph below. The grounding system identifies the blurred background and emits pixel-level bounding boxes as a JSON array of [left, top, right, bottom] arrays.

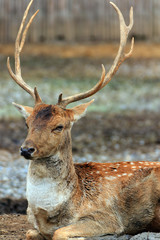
[[1, 0, 160, 215]]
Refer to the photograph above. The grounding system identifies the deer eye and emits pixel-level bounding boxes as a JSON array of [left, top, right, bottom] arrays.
[[52, 125, 64, 133]]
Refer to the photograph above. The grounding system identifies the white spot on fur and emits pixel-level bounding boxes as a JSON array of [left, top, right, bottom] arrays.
[[105, 176, 116, 180], [144, 162, 150, 165], [122, 173, 127, 176], [131, 166, 137, 169], [128, 173, 133, 177], [117, 175, 122, 177]]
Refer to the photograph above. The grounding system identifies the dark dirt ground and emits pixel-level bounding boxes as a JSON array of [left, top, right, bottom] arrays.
[[0, 111, 160, 158], [1, 111, 160, 156], [0, 214, 31, 240], [1, 111, 160, 239]]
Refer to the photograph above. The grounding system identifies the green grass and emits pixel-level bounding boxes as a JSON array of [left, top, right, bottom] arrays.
[[1, 76, 160, 118], [1, 56, 160, 118]]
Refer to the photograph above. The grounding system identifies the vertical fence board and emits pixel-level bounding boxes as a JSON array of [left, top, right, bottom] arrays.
[[0, 0, 160, 44]]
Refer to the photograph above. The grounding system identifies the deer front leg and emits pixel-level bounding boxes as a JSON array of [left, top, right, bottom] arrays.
[[52, 220, 117, 240], [26, 229, 45, 240]]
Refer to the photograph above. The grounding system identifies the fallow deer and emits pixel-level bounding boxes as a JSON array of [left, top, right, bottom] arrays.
[[7, 0, 160, 240]]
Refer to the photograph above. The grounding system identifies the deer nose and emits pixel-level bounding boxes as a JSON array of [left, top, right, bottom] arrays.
[[20, 147, 35, 159]]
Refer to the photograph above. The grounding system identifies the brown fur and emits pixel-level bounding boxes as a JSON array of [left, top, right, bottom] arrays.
[[8, 1, 137, 239], [15, 103, 160, 240]]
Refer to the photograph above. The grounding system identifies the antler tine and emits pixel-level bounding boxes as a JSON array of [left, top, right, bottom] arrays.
[[7, 0, 42, 104], [100, 2, 134, 89], [58, 65, 106, 107], [57, 2, 134, 108]]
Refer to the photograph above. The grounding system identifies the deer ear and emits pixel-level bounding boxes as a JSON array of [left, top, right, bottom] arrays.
[[12, 102, 33, 119], [70, 99, 94, 122]]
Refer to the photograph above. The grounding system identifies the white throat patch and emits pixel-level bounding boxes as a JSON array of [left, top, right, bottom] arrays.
[[27, 175, 71, 211]]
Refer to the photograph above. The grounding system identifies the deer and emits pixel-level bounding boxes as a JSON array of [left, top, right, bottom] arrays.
[[7, 0, 160, 239]]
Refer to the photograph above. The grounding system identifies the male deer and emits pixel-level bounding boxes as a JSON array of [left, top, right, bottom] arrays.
[[7, 0, 160, 240]]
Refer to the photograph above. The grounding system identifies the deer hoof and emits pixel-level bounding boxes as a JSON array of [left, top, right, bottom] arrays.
[[26, 229, 44, 240]]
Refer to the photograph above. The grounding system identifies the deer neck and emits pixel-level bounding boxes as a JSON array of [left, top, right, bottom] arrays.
[[28, 131, 77, 188]]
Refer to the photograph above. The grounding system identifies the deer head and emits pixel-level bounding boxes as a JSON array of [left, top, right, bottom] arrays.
[[7, 0, 134, 160], [12, 101, 93, 160]]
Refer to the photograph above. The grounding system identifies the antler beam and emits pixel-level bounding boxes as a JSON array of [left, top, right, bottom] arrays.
[[7, 0, 42, 104], [58, 1, 134, 108]]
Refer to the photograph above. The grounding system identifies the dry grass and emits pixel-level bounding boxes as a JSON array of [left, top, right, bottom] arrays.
[[1, 42, 160, 59]]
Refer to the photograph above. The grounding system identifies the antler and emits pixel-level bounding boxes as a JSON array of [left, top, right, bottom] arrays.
[[58, 1, 134, 108], [7, 0, 42, 105]]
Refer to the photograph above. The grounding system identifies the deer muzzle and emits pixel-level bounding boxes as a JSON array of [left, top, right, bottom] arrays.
[[20, 147, 35, 159], [21, 140, 37, 159]]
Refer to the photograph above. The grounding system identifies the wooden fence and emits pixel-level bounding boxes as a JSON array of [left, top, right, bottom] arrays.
[[0, 0, 160, 43]]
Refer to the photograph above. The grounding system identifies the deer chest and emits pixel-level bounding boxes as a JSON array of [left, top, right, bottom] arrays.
[[26, 176, 71, 212]]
